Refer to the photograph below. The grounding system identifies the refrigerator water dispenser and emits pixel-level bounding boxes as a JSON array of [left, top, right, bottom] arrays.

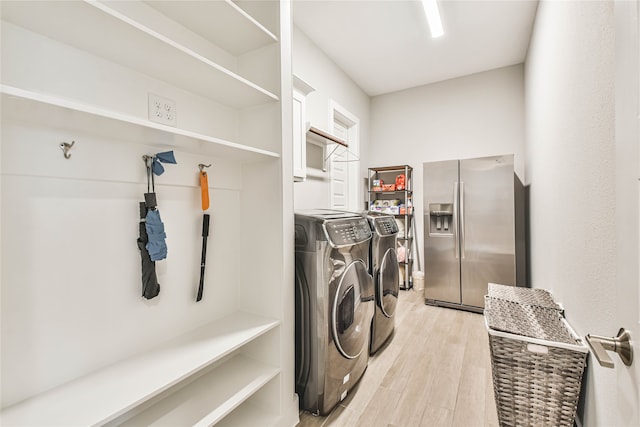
[[429, 204, 453, 235]]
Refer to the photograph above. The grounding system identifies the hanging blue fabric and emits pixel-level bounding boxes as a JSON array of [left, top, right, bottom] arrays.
[[156, 151, 177, 164], [145, 209, 167, 261], [151, 151, 177, 176], [151, 160, 165, 176]]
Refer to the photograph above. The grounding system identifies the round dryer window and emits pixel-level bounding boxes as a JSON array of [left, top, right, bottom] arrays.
[[379, 248, 399, 318], [331, 259, 373, 359]]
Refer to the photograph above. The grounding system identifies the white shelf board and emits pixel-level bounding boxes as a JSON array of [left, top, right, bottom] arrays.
[[216, 401, 281, 427], [119, 355, 279, 426], [306, 168, 328, 179], [145, 0, 278, 56], [305, 124, 348, 147], [0, 312, 280, 426], [1, 86, 280, 162], [0, 0, 278, 109]]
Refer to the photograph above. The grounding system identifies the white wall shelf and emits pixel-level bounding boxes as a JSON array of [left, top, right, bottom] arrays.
[[306, 125, 348, 147], [0, 313, 279, 426], [305, 124, 350, 172], [1, 0, 278, 109], [119, 355, 279, 426], [145, 0, 278, 56], [1, 86, 280, 162]]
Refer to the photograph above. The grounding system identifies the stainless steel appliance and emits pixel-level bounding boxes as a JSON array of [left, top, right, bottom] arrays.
[[423, 155, 517, 312], [294, 210, 374, 415], [363, 212, 399, 354]]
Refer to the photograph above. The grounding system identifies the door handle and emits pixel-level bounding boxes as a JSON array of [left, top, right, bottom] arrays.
[[585, 328, 633, 368], [453, 182, 459, 259], [459, 181, 465, 259]]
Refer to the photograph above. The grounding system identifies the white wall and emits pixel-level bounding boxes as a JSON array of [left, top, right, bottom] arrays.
[[292, 25, 371, 210], [525, 1, 617, 426], [370, 64, 526, 267]]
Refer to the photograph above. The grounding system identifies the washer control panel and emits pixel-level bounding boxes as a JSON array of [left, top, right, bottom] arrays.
[[324, 218, 372, 247], [374, 216, 399, 236]]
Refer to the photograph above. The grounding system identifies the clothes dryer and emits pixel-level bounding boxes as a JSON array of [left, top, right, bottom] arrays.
[[294, 210, 374, 415], [363, 212, 400, 354]]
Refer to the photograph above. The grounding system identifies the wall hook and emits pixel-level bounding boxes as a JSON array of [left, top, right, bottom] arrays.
[[142, 154, 154, 167], [59, 141, 75, 159], [198, 163, 212, 173]]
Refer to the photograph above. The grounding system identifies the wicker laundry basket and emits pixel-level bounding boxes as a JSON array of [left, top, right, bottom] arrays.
[[484, 296, 588, 427]]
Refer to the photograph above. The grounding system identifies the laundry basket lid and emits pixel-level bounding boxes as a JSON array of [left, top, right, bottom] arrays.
[[488, 283, 563, 311], [484, 296, 579, 345]]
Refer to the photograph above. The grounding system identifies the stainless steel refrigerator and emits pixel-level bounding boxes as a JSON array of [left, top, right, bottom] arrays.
[[423, 155, 517, 312]]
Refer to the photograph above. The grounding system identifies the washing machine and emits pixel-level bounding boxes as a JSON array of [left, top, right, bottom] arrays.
[[363, 211, 400, 354], [294, 209, 375, 415]]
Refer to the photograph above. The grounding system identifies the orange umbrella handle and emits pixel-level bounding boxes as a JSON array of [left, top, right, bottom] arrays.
[[200, 171, 210, 211]]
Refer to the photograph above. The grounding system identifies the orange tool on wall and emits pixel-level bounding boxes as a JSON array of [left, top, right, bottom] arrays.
[[196, 163, 211, 302]]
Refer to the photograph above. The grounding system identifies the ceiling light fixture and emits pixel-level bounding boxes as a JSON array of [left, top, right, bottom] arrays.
[[422, 0, 444, 38]]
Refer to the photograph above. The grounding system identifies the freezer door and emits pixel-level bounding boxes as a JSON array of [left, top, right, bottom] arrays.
[[459, 155, 516, 308], [423, 160, 461, 304]]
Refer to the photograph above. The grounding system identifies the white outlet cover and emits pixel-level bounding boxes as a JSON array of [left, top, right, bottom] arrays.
[[148, 93, 176, 127]]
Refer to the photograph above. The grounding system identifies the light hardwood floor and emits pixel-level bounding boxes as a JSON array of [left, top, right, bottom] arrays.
[[296, 289, 499, 427]]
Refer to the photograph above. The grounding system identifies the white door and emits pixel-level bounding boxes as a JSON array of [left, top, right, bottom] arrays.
[[329, 101, 360, 211], [613, 1, 639, 424], [330, 119, 349, 210]]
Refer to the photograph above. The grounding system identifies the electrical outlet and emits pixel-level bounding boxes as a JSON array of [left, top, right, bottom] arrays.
[[148, 94, 177, 127]]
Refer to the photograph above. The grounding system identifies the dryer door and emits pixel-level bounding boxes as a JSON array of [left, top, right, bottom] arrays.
[[331, 259, 373, 359], [378, 247, 399, 317]]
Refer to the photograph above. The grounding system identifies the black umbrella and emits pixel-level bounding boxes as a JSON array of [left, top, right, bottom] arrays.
[[137, 151, 176, 299], [137, 201, 160, 299]]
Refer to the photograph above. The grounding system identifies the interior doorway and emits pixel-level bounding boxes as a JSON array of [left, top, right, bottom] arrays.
[[329, 100, 360, 211]]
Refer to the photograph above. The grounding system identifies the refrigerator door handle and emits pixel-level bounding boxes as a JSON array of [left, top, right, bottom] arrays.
[[453, 181, 459, 259], [460, 181, 465, 259]]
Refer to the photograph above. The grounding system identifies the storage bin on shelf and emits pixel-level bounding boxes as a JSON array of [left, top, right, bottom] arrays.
[[369, 199, 403, 215], [484, 293, 588, 427]]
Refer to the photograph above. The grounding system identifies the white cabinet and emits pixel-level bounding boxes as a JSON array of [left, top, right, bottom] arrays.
[[292, 75, 314, 181], [0, 1, 296, 426]]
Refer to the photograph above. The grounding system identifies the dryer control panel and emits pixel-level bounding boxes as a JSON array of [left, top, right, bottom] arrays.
[[373, 216, 399, 236], [324, 218, 372, 248]]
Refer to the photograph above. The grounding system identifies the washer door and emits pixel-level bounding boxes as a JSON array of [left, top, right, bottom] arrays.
[[378, 247, 399, 317], [332, 259, 372, 359], [294, 257, 310, 394]]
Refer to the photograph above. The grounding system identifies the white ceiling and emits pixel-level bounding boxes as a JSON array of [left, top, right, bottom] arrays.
[[292, 0, 539, 96]]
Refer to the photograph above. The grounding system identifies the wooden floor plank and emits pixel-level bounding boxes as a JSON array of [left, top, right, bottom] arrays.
[[321, 403, 360, 427], [353, 385, 401, 427], [419, 404, 454, 427], [296, 289, 498, 427], [451, 364, 487, 427]]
